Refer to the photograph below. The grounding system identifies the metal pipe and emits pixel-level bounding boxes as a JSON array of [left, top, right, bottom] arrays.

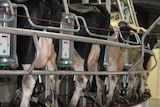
[[0, 26, 155, 57], [28, 34, 40, 73], [97, 0, 102, 4], [0, 26, 142, 49], [78, 16, 117, 39], [63, 0, 69, 13], [0, 25, 156, 75], [148, 54, 157, 71], [117, 0, 125, 21], [0, 69, 155, 75], [126, 0, 139, 26], [126, 0, 134, 24], [105, 0, 111, 13], [0, 0, 15, 22], [82, 0, 89, 4], [16, 4, 80, 32]]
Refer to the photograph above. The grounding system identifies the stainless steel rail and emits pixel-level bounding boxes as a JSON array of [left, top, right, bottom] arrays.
[[0, 26, 141, 49], [28, 34, 40, 73], [0, 65, 156, 75], [0, 25, 157, 75], [0, 1, 158, 76]]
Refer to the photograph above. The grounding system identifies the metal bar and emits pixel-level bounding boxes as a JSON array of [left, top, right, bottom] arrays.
[[148, 54, 157, 71], [0, 69, 154, 75], [28, 34, 40, 73], [82, 0, 89, 4], [126, 0, 135, 24], [0, 26, 156, 75], [0, 26, 155, 56], [63, 0, 69, 13], [97, 0, 102, 4], [16, 4, 80, 32], [0, 26, 141, 49], [0, 0, 15, 22], [105, 0, 111, 13], [117, 0, 125, 21], [78, 16, 117, 39], [127, 0, 139, 26]]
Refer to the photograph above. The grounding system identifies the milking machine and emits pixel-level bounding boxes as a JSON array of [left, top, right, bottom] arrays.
[[57, 13, 75, 107], [57, 13, 74, 68], [57, 1, 77, 106], [0, 0, 17, 106], [0, 0, 17, 67]]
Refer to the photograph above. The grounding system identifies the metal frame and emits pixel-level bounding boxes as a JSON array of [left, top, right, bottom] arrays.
[[129, 16, 160, 72], [0, 0, 15, 22], [0, 1, 159, 76], [0, 25, 157, 75]]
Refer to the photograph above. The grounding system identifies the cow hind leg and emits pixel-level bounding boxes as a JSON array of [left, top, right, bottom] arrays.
[[103, 47, 123, 107], [20, 64, 37, 107], [95, 75, 103, 106], [47, 44, 59, 107], [125, 74, 139, 101], [87, 44, 103, 105], [103, 75, 118, 107], [139, 73, 150, 99], [68, 49, 88, 107]]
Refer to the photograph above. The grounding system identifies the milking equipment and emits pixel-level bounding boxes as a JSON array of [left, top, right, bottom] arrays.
[[58, 0, 75, 68], [0, 0, 17, 67], [57, 13, 75, 68], [0, 0, 17, 106]]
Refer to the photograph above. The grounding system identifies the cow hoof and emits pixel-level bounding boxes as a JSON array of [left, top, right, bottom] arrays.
[[115, 95, 130, 105], [9, 89, 22, 106], [132, 90, 139, 100]]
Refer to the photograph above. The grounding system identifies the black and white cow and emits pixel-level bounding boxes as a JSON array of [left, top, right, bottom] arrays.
[[68, 3, 111, 107], [117, 21, 157, 103], [10, 0, 62, 107]]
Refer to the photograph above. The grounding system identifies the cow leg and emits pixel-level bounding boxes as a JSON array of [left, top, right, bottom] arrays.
[[36, 37, 59, 107], [135, 58, 144, 100], [38, 37, 58, 107], [103, 75, 118, 107], [125, 51, 144, 101], [47, 44, 59, 107], [139, 72, 149, 98], [139, 58, 150, 98], [20, 64, 37, 107], [139, 56, 152, 98], [87, 44, 103, 105], [125, 74, 139, 101], [87, 44, 100, 84], [103, 47, 124, 107], [104, 47, 121, 107], [11, 53, 19, 69], [95, 75, 103, 106], [114, 51, 129, 104], [68, 49, 88, 107]]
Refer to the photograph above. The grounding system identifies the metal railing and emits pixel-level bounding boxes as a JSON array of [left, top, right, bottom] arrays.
[[0, 1, 159, 76], [0, 24, 157, 75]]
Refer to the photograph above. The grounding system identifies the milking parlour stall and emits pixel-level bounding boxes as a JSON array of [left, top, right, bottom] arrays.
[[0, 0, 159, 107]]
